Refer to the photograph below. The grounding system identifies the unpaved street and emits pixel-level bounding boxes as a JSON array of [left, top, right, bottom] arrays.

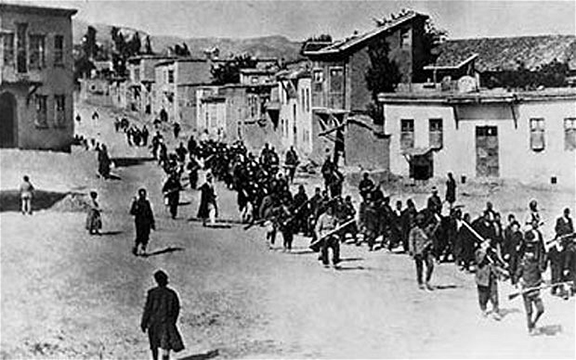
[[1, 103, 575, 359]]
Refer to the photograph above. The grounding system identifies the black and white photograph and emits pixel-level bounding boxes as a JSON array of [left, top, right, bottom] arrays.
[[0, 0, 575, 358]]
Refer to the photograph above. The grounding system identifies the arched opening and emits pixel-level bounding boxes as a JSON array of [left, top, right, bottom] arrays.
[[0, 92, 18, 148]]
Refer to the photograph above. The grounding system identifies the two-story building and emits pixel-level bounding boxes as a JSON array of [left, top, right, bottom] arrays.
[[153, 58, 212, 129], [303, 10, 429, 167], [0, 3, 76, 151], [196, 83, 277, 152], [126, 55, 174, 114], [275, 62, 313, 156]]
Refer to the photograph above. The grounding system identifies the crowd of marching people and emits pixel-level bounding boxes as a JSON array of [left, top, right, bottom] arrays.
[[80, 109, 574, 336]]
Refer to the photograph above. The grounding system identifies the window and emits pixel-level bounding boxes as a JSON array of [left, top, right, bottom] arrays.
[[313, 69, 323, 92], [400, 28, 412, 49], [565, 118, 576, 151], [54, 35, 64, 66], [529, 118, 545, 151], [3, 33, 15, 65], [329, 67, 344, 93], [35, 95, 48, 128], [134, 68, 141, 83], [54, 95, 66, 127], [400, 119, 415, 149], [16, 23, 28, 73], [305, 88, 310, 112], [29, 35, 46, 69], [429, 118, 443, 149], [168, 70, 174, 84]]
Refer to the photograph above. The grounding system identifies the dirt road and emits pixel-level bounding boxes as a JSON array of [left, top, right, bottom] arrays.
[[1, 103, 574, 359]]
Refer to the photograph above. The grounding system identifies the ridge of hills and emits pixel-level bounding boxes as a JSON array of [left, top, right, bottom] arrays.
[[73, 18, 303, 61]]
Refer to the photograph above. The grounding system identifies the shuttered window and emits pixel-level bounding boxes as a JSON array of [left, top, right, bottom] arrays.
[[35, 95, 48, 128], [429, 118, 443, 149], [565, 118, 576, 151], [401, 119, 415, 150], [54, 35, 64, 66], [313, 69, 323, 92], [3, 33, 15, 65], [54, 95, 66, 128], [16, 23, 28, 73], [29, 34, 45, 69], [529, 118, 545, 151], [329, 67, 344, 93]]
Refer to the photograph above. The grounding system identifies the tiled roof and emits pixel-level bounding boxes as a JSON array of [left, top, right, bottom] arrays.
[[431, 35, 576, 71], [304, 10, 428, 56]]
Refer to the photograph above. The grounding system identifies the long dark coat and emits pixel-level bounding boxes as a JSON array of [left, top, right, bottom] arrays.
[[130, 198, 155, 245], [141, 286, 184, 352], [197, 182, 216, 219]]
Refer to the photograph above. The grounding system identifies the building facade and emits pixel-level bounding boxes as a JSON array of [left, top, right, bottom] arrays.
[[153, 58, 212, 128], [380, 89, 576, 187], [0, 3, 77, 151], [302, 10, 428, 165], [126, 55, 173, 114]]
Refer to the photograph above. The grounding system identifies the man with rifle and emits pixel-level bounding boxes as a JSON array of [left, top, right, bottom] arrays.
[[314, 203, 341, 268], [409, 213, 439, 290], [514, 236, 546, 335], [475, 238, 502, 320]]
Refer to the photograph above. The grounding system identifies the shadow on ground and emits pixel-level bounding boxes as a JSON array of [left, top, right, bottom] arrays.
[[537, 324, 563, 336], [0, 190, 71, 212], [111, 157, 153, 168], [141, 246, 185, 257], [178, 349, 219, 360]]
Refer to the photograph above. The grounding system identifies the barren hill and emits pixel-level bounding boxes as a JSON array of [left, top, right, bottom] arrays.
[[73, 19, 303, 61]]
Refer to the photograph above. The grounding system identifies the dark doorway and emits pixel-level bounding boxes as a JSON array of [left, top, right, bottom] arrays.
[[0, 92, 17, 148], [410, 152, 433, 180], [476, 126, 499, 177]]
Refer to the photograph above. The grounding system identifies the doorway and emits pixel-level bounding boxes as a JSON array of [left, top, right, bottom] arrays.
[[476, 126, 499, 177], [0, 92, 17, 148]]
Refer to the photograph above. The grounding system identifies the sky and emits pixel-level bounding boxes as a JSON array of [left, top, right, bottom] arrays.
[[6, 0, 576, 41]]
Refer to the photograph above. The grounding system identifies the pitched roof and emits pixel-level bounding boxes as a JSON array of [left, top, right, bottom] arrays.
[[431, 35, 576, 71], [304, 10, 428, 57]]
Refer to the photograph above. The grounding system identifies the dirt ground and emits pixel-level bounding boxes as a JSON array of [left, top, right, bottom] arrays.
[[1, 101, 575, 359]]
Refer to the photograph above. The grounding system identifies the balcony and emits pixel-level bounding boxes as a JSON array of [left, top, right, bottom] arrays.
[[1, 65, 43, 85]]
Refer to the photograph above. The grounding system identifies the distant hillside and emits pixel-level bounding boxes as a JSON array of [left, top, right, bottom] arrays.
[[73, 19, 303, 61]]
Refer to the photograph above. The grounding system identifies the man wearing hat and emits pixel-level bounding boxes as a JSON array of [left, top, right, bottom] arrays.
[[315, 203, 341, 267], [197, 172, 218, 226], [141, 270, 185, 360], [409, 213, 436, 290], [130, 188, 156, 256], [427, 186, 442, 216], [514, 241, 546, 334], [475, 238, 502, 320]]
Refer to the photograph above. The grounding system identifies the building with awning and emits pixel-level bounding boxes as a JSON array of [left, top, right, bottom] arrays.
[[379, 88, 576, 187]]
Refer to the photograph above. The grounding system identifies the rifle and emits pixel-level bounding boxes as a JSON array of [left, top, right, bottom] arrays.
[[309, 218, 356, 250], [545, 232, 576, 245], [243, 213, 280, 230], [508, 281, 573, 300], [461, 220, 509, 276]]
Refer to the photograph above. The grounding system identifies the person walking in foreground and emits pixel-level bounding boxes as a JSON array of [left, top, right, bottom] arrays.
[[85, 191, 102, 235], [19, 175, 35, 215], [130, 188, 156, 256], [409, 213, 437, 290], [141, 270, 185, 360], [514, 240, 546, 335], [315, 204, 341, 268], [475, 238, 502, 320]]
